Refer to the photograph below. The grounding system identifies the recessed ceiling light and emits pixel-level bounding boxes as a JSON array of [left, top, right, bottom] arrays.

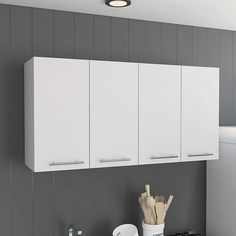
[[105, 0, 131, 8]]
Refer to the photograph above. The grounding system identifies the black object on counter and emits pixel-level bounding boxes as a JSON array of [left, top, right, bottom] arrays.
[[168, 231, 201, 236]]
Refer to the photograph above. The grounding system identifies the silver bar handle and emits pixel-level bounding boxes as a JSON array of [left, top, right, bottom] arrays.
[[188, 153, 214, 157], [150, 155, 178, 160], [99, 158, 131, 163], [49, 160, 85, 166]]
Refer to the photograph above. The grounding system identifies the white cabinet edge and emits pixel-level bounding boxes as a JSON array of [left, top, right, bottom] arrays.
[[24, 58, 35, 171]]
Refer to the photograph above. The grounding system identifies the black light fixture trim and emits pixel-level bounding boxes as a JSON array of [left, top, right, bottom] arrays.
[[105, 0, 131, 8]]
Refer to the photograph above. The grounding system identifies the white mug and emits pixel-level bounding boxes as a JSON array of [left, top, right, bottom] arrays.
[[113, 224, 139, 236]]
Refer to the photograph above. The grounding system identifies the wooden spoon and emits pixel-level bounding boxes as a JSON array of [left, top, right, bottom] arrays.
[[146, 196, 157, 224], [159, 196, 165, 203], [155, 196, 160, 202], [155, 202, 165, 224]]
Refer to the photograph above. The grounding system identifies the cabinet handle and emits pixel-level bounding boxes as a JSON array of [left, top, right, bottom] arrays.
[[150, 155, 178, 160], [49, 161, 85, 166], [99, 158, 131, 163], [188, 153, 214, 157]]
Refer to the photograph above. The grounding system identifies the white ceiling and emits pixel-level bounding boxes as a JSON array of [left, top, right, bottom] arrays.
[[1, 0, 236, 31]]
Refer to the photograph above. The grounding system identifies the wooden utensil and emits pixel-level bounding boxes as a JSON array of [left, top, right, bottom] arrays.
[[155, 201, 165, 224], [159, 195, 174, 224], [159, 196, 165, 203], [146, 196, 157, 224], [139, 185, 174, 225], [140, 191, 151, 223], [139, 197, 144, 211], [155, 196, 159, 202], [141, 192, 147, 199], [145, 184, 151, 196], [139, 194, 152, 224], [144, 185, 157, 224], [165, 195, 174, 211]]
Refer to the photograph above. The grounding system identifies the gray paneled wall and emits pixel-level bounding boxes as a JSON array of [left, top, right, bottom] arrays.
[[0, 3, 235, 236]]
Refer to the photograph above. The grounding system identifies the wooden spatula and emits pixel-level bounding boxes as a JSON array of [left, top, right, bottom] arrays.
[[155, 202, 165, 224], [146, 196, 157, 224], [165, 195, 174, 211], [160, 195, 174, 223]]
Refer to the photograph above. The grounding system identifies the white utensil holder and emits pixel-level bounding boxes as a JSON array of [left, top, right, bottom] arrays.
[[142, 221, 164, 236]]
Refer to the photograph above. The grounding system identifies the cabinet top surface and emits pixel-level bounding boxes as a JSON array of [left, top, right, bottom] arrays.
[[26, 56, 220, 70]]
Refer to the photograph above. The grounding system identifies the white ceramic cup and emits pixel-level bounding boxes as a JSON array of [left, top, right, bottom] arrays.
[[142, 221, 165, 236], [113, 224, 139, 236]]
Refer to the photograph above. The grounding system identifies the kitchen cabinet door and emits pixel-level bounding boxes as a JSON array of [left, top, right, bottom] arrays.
[[25, 57, 89, 172], [139, 64, 181, 164], [182, 66, 219, 161], [90, 61, 138, 168]]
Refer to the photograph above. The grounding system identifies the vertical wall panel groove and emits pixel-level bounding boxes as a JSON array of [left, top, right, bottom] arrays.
[[75, 13, 93, 59], [54, 11, 75, 58], [207, 29, 220, 67], [128, 19, 145, 62], [11, 5, 33, 236], [220, 30, 234, 125], [93, 15, 112, 60], [177, 25, 192, 65], [192, 27, 207, 66], [54, 171, 76, 236], [111, 17, 129, 62], [0, 5, 12, 236], [145, 21, 162, 64], [161, 23, 177, 64], [33, 9, 54, 57]]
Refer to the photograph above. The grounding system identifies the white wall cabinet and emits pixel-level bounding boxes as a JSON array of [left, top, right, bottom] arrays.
[[90, 61, 138, 168], [181, 66, 219, 162], [24, 57, 89, 172], [139, 64, 181, 164], [24, 57, 219, 172]]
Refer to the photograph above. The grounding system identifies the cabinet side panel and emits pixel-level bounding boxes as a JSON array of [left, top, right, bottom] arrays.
[[24, 58, 34, 171], [207, 143, 236, 236]]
